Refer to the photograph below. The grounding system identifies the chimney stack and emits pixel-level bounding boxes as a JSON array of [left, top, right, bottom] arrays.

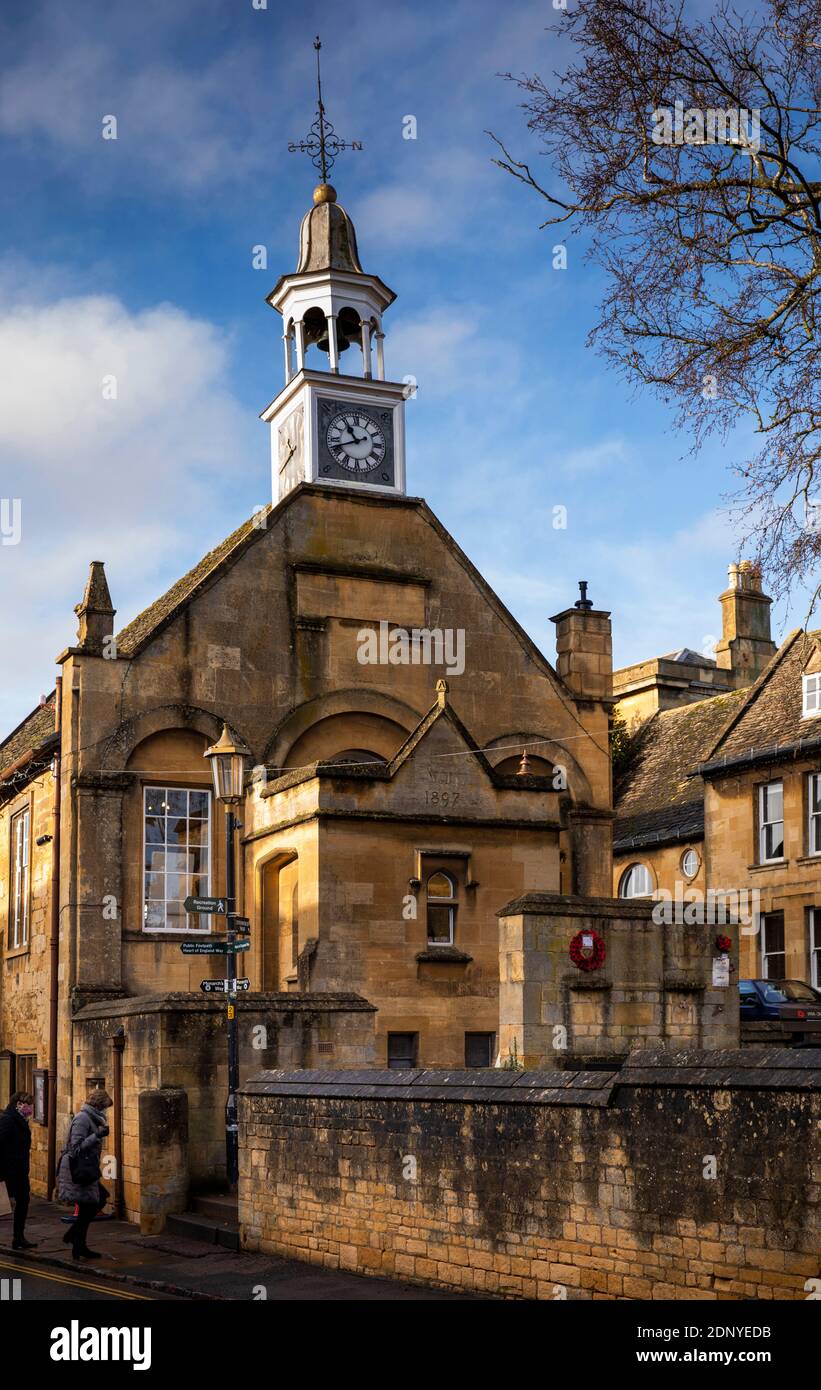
[[714, 560, 775, 686], [551, 581, 612, 701]]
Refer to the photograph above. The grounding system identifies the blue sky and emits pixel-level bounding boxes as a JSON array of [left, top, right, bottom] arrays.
[[0, 0, 807, 734]]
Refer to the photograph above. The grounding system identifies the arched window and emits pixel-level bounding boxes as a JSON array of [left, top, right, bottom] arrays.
[[619, 863, 653, 899], [426, 871, 457, 944]]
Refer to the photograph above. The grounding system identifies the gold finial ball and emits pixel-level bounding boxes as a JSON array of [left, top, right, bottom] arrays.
[[313, 183, 337, 205]]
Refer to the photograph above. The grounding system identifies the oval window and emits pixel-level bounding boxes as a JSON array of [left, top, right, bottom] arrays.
[[681, 848, 700, 879]]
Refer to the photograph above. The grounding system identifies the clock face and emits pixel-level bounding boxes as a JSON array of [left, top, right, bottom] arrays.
[[325, 410, 386, 473]]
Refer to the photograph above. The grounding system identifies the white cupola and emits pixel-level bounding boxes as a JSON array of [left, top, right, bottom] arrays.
[[261, 181, 409, 503], [260, 39, 409, 503]]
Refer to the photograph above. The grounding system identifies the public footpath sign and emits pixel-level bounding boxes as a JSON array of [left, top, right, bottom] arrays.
[[180, 940, 250, 955], [199, 978, 250, 994], [229, 915, 251, 932]]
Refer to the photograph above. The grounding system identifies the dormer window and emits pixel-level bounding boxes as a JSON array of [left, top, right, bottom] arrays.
[[802, 673, 821, 718]]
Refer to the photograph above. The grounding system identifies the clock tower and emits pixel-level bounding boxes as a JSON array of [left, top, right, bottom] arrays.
[[261, 42, 408, 503]]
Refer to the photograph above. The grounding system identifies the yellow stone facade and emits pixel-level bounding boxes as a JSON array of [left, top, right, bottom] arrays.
[[613, 622, 821, 990], [0, 484, 614, 1222]]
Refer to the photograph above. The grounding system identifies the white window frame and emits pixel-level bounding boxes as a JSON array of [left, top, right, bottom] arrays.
[[810, 908, 821, 990], [143, 786, 212, 933], [619, 863, 653, 898], [426, 870, 457, 945], [10, 805, 30, 949], [681, 848, 700, 879], [809, 773, 821, 856], [760, 912, 786, 980], [802, 673, 821, 718], [758, 780, 784, 863]]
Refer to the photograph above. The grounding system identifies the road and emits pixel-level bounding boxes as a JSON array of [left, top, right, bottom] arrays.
[[0, 1256, 176, 1302]]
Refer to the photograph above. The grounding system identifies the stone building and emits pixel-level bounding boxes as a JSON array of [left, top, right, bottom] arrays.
[[613, 562, 775, 728], [0, 179, 621, 1224], [614, 616, 821, 985]]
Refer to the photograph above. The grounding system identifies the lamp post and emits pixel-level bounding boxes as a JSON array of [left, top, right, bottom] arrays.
[[204, 724, 245, 1189]]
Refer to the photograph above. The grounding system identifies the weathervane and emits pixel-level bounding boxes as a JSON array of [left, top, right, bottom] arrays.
[[288, 36, 363, 183]]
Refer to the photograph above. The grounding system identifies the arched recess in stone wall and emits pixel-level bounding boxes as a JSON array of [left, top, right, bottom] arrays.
[[256, 848, 301, 992], [483, 732, 593, 805], [265, 689, 420, 769], [101, 704, 252, 772]]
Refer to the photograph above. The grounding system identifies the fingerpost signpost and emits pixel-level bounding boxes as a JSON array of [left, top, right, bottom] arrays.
[[194, 724, 247, 1189]]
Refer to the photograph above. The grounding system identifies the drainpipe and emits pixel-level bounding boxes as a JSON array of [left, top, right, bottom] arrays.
[[111, 1027, 126, 1219], [46, 676, 62, 1200]]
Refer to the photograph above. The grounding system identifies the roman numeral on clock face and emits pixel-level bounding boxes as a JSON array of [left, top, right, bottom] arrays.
[[323, 404, 390, 474]]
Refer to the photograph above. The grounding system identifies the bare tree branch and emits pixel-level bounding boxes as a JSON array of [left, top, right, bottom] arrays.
[[490, 0, 821, 614]]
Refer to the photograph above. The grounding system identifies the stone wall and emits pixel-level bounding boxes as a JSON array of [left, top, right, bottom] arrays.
[[238, 1051, 820, 1300], [498, 893, 739, 1068], [69, 990, 375, 1227]]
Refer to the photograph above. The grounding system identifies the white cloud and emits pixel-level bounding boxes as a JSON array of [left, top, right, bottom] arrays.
[[556, 438, 631, 476], [0, 15, 269, 193], [0, 265, 258, 733]]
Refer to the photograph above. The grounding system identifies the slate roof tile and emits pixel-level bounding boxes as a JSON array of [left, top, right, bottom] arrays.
[[0, 694, 57, 781], [700, 630, 821, 769], [614, 688, 748, 845], [115, 511, 268, 658]]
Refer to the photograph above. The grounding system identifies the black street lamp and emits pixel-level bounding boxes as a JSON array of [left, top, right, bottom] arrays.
[[204, 723, 245, 1188]]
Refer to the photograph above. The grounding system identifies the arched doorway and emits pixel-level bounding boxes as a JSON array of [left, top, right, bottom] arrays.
[[260, 852, 300, 991]]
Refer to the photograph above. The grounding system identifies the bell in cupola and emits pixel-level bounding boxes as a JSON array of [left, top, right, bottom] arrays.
[[304, 302, 360, 359]]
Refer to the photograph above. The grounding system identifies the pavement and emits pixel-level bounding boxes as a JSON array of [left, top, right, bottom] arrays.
[[0, 1198, 469, 1301]]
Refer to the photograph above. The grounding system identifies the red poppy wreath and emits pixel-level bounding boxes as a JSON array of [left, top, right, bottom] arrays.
[[569, 928, 606, 972]]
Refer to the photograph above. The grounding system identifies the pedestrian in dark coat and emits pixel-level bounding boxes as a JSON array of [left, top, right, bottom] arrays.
[[57, 1088, 113, 1260], [0, 1091, 37, 1250]]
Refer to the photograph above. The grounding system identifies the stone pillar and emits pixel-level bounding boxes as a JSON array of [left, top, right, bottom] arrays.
[[294, 319, 306, 373], [374, 330, 385, 380], [327, 314, 339, 373], [360, 320, 372, 378], [567, 808, 614, 897], [138, 1088, 189, 1235], [72, 772, 132, 998]]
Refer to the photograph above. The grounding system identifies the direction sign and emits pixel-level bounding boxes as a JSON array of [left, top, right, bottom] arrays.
[[181, 939, 250, 955], [184, 896, 229, 915], [228, 916, 251, 932], [199, 978, 251, 994]]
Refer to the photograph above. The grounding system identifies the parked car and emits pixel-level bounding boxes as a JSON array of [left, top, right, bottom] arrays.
[[739, 979, 821, 1039]]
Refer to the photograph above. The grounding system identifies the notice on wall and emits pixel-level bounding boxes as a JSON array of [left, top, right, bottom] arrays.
[[712, 954, 731, 988]]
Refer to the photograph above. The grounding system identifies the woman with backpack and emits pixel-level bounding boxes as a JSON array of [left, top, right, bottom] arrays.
[[57, 1088, 113, 1260]]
